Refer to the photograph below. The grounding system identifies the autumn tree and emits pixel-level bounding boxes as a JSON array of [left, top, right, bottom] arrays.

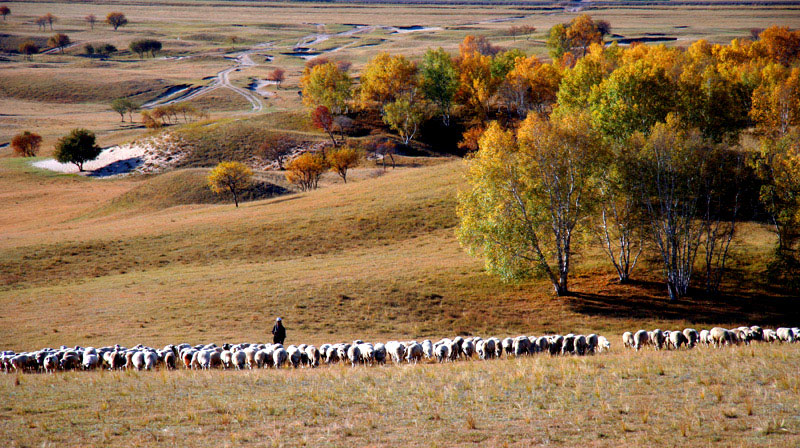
[[457, 114, 606, 296], [300, 62, 352, 114], [43, 13, 56, 31], [420, 48, 458, 125], [267, 68, 285, 88], [285, 152, 327, 191], [757, 26, 800, 66], [359, 52, 417, 111], [47, 33, 70, 53], [498, 56, 561, 117], [457, 47, 495, 118], [750, 66, 800, 138], [547, 15, 606, 61], [207, 161, 253, 207], [106, 12, 128, 31], [1, 6, 10, 21], [589, 58, 677, 140], [11, 131, 42, 157], [85, 14, 97, 30], [311, 105, 338, 146], [326, 146, 359, 183], [54, 128, 102, 172], [382, 95, 425, 145], [19, 40, 38, 60], [623, 116, 715, 301], [111, 98, 132, 122], [556, 43, 618, 112]]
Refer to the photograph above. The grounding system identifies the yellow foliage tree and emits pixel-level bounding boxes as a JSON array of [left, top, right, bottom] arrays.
[[751, 66, 800, 137], [326, 146, 359, 183], [286, 152, 327, 191], [300, 62, 352, 114], [359, 52, 417, 110], [207, 161, 253, 207]]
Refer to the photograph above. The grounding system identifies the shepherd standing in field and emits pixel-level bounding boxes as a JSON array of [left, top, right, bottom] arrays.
[[272, 317, 286, 345]]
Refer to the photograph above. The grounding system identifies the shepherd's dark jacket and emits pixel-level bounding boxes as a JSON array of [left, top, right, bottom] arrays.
[[272, 323, 286, 344]]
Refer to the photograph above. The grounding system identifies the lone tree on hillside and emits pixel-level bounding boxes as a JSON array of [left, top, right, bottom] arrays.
[[85, 14, 97, 30], [47, 33, 70, 53], [326, 146, 359, 183], [11, 131, 43, 157], [267, 68, 285, 88], [129, 39, 161, 58], [106, 12, 128, 31], [19, 40, 39, 60], [54, 128, 102, 172], [1, 6, 10, 21], [207, 161, 253, 207]]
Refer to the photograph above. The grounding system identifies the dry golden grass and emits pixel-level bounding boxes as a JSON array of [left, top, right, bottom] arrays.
[[1, 344, 798, 447]]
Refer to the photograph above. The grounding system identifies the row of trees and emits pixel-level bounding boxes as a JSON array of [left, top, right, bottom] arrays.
[[29, 12, 127, 31], [455, 23, 800, 300], [140, 104, 209, 128], [206, 146, 360, 207]]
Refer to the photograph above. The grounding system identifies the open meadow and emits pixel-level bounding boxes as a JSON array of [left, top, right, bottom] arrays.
[[2, 0, 800, 446]]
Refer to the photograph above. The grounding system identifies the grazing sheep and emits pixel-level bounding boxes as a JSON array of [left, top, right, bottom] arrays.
[[434, 343, 449, 363], [232, 349, 247, 370], [305, 345, 321, 367], [286, 345, 302, 368], [82, 353, 99, 370], [633, 330, 649, 351], [268, 347, 284, 369], [699, 330, 711, 345], [549, 336, 564, 356], [585, 334, 598, 354], [763, 329, 778, 342], [668, 331, 688, 350], [131, 352, 145, 371], [535, 336, 550, 354], [244, 347, 258, 369], [163, 351, 176, 370], [683, 329, 699, 348], [709, 327, 729, 347], [406, 343, 423, 364], [574, 335, 588, 356], [650, 329, 665, 350], [221, 350, 233, 369], [373, 344, 386, 365], [597, 336, 611, 353], [513, 336, 530, 357], [43, 354, 58, 374], [501, 338, 513, 355], [325, 345, 339, 364], [561, 335, 575, 355], [144, 351, 159, 370], [386, 341, 405, 364], [422, 340, 434, 360], [346, 344, 361, 367], [461, 340, 475, 359], [622, 332, 634, 349], [777, 327, 795, 343]]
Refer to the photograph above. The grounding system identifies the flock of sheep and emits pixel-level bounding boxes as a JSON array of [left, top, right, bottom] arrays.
[[1, 333, 612, 373], [3, 326, 797, 374], [622, 326, 799, 350]]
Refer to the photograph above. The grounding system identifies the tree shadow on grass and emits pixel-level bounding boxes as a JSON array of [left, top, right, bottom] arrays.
[[566, 278, 800, 327]]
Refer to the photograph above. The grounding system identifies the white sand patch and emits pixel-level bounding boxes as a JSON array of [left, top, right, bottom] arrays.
[[32, 133, 188, 178]]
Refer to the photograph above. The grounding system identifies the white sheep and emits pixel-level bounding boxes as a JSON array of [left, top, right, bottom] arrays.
[[633, 330, 649, 351]]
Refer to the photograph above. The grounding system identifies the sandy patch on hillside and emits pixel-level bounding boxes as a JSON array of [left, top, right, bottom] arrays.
[[32, 133, 188, 177]]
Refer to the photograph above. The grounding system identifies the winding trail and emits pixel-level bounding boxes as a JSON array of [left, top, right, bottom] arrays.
[[144, 43, 272, 112]]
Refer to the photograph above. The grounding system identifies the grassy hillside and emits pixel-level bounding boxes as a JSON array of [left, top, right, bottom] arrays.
[[0, 157, 796, 351]]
